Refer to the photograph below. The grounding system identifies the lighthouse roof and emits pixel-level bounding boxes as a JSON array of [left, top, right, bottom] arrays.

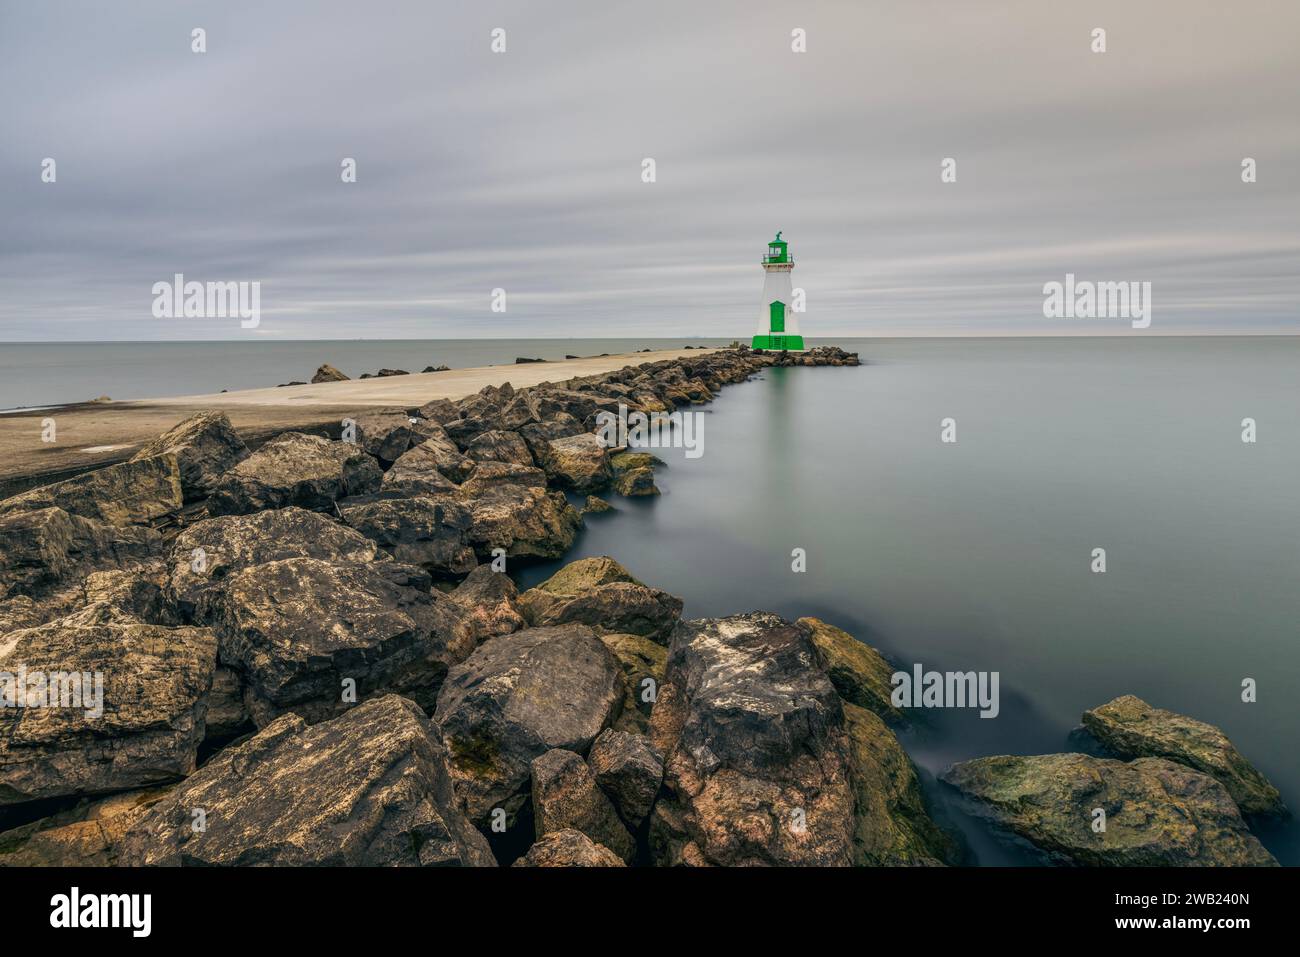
[[763, 232, 790, 264]]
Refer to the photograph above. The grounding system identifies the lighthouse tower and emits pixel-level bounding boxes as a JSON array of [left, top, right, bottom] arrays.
[[751, 232, 804, 351]]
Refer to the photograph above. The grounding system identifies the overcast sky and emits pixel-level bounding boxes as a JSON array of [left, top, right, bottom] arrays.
[[1, 0, 1297, 341]]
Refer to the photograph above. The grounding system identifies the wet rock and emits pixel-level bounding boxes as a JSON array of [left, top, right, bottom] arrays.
[[798, 617, 904, 724], [339, 496, 476, 578], [311, 363, 349, 383], [466, 430, 533, 467], [609, 451, 663, 475], [539, 433, 614, 492], [519, 556, 683, 643], [0, 507, 159, 601], [433, 624, 623, 825], [844, 703, 955, 865], [207, 432, 382, 515], [613, 466, 659, 496], [582, 495, 613, 515], [129, 411, 249, 501], [0, 455, 182, 528], [941, 753, 1277, 866], [166, 507, 380, 617], [587, 728, 663, 829], [388, 434, 474, 486], [599, 633, 666, 734], [1081, 695, 1284, 816], [512, 828, 624, 867], [119, 695, 495, 866], [0, 787, 171, 867], [448, 565, 526, 642], [649, 612, 856, 866], [206, 557, 472, 725], [0, 619, 217, 805], [530, 748, 635, 863]]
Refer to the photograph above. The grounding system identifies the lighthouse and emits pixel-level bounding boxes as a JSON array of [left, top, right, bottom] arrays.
[[751, 231, 804, 351]]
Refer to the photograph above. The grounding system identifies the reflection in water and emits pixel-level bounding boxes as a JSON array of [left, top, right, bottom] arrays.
[[521, 338, 1300, 865]]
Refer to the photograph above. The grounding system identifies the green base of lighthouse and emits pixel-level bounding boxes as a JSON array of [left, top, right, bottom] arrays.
[[751, 334, 805, 351]]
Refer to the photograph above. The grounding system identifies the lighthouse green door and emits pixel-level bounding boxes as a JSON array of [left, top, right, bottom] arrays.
[[769, 301, 785, 333]]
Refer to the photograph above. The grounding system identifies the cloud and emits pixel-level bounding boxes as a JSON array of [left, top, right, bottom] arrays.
[[0, 0, 1297, 340]]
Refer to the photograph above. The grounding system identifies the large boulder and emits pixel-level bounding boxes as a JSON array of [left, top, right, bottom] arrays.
[[0, 787, 171, 867], [941, 753, 1277, 866], [387, 434, 474, 486], [311, 363, 349, 383], [539, 433, 613, 492], [517, 413, 585, 464], [129, 411, 249, 501], [519, 556, 683, 643], [843, 703, 955, 865], [587, 728, 663, 830], [0, 618, 216, 806], [458, 461, 546, 494], [465, 430, 533, 467], [648, 612, 856, 866], [119, 695, 495, 866], [1081, 695, 1284, 816], [456, 482, 582, 561], [530, 748, 636, 863], [0, 507, 159, 600], [448, 564, 526, 642], [348, 408, 432, 464], [512, 828, 624, 867], [433, 624, 624, 825], [205, 557, 472, 725], [207, 432, 381, 515], [166, 508, 381, 617], [798, 617, 904, 724], [0, 456, 182, 528], [339, 496, 477, 578]]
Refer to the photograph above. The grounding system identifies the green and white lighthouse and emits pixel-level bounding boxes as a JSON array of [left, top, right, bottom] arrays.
[[752, 231, 804, 351]]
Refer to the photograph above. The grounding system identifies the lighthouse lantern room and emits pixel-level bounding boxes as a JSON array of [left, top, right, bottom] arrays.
[[751, 231, 805, 351]]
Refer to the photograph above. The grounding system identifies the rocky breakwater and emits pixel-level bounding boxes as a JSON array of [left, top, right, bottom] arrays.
[[2, 346, 884, 866]]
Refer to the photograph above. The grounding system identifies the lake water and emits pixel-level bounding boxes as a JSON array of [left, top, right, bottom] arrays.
[[515, 337, 1300, 865]]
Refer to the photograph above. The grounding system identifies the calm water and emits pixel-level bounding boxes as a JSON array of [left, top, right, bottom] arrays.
[[515, 337, 1300, 865], [0, 339, 738, 410]]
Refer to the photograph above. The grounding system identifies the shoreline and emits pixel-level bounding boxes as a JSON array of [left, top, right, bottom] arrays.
[[0, 348, 716, 496]]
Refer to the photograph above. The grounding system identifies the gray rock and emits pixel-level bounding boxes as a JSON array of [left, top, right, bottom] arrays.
[[206, 557, 472, 725], [387, 433, 474, 486], [434, 624, 623, 825], [1081, 695, 1285, 816], [166, 507, 381, 617], [465, 430, 534, 467], [519, 556, 682, 643], [448, 564, 526, 642], [129, 411, 249, 501], [311, 363, 349, 383], [339, 495, 477, 578], [349, 408, 433, 464], [455, 479, 582, 561], [587, 728, 663, 829], [649, 612, 856, 866], [0, 507, 159, 601], [941, 752, 1277, 866], [539, 433, 614, 492], [0, 455, 183, 528], [0, 618, 216, 805], [512, 828, 624, 867], [119, 695, 495, 866], [530, 748, 635, 863], [207, 432, 381, 515]]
